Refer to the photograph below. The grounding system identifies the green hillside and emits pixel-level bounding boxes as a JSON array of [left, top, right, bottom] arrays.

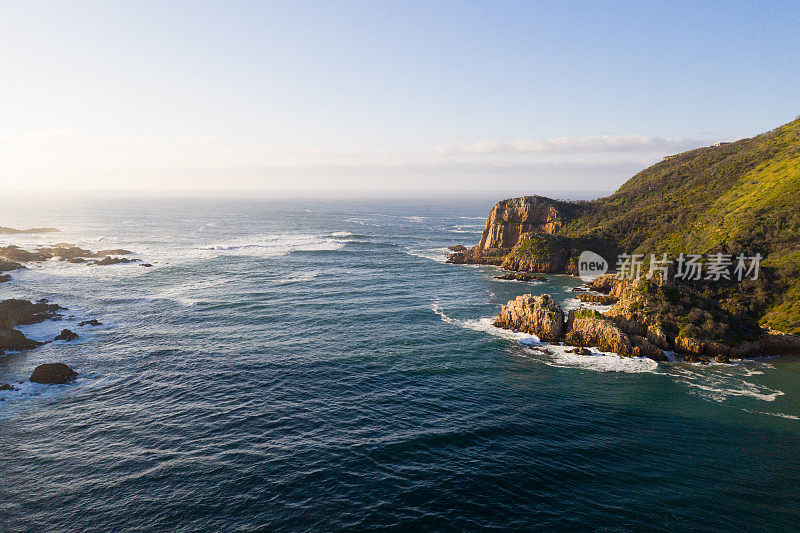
[[540, 117, 800, 334]]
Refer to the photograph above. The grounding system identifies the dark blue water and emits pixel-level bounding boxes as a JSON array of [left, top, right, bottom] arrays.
[[2, 195, 800, 531]]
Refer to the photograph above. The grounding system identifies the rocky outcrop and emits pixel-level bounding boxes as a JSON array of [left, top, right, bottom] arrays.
[[30, 363, 77, 384], [0, 299, 63, 355], [499, 234, 577, 273], [495, 272, 547, 282], [0, 244, 143, 265], [0, 274, 10, 283], [477, 196, 567, 250], [575, 293, 618, 305], [54, 329, 78, 342], [0, 299, 63, 328], [96, 249, 134, 256], [630, 335, 667, 361], [447, 196, 584, 272], [0, 260, 24, 272], [447, 247, 506, 266], [494, 294, 565, 341], [564, 310, 634, 357], [587, 274, 618, 294], [89, 256, 140, 266], [0, 327, 43, 353], [78, 319, 102, 327]]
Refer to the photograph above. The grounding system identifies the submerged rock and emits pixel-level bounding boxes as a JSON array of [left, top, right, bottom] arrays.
[[0, 274, 10, 283], [566, 347, 592, 355], [78, 319, 102, 327], [0, 382, 19, 391], [29, 363, 78, 384], [54, 329, 79, 342], [0, 328, 43, 353], [89, 256, 140, 266], [0, 260, 24, 272], [494, 294, 565, 342]]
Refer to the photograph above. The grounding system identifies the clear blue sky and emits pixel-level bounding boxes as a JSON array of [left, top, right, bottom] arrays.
[[1, 1, 798, 191]]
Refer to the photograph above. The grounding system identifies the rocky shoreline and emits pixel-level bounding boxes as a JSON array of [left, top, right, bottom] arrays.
[[490, 274, 800, 364], [447, 132, 800, 362], [0, 228, 148, 390]]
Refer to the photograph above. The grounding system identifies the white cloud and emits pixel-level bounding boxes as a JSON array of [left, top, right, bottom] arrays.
[[437, 134, 708, 155], [0, 128, 713, 191]]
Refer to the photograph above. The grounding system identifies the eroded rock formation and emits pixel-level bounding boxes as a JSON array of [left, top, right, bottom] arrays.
[[477, 196, 566, 250], [494, 294, 565, 342]]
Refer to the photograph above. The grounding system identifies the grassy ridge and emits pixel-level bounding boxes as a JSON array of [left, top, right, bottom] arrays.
[[549, 117, 800, 334]]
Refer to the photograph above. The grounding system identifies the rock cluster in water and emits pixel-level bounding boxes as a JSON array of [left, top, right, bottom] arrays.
[[492, 274, 800, 363], [494, 294, 565, 342]]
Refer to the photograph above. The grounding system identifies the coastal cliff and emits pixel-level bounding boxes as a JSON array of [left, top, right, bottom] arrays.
[[495, 280, 800, 362], [476, 196, 572, 249], [450, 116, 800, 339]]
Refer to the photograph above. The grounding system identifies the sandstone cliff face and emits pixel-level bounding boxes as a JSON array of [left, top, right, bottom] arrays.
[[447, 196, 583, 272], [499, 234, 575, 273], [494, 294, 565, 341], [477, 196, 565, 250], [564, 311, 633, 357], [491, 291, 671, 360]]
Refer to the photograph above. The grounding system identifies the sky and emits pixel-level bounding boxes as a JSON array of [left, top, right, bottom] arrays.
[[1, 1, 798, 192]]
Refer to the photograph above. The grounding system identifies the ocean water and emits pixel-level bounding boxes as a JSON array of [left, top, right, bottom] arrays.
[[1, 195, 800, 531]]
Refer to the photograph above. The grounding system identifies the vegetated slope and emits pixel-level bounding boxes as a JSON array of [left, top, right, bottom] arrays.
[[455, 117, 800, 334], [560, 117, 800, 333]]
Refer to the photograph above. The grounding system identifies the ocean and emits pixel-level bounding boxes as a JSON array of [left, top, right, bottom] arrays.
[[1, 194, 800, 531]]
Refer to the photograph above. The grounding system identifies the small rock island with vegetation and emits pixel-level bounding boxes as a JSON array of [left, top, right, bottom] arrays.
[[450, 116, 800, 362]]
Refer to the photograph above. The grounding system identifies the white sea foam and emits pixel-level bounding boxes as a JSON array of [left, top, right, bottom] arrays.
[[537, 344, 660, 373], [561, 297, 614, 314], [743, 409, 800, 420], [450, 224, 482, 234], [0, 377, 91, 407], [493, 277, 545, 285], [276, 271, 322, 284], [432, 304, 542, 342], [432, 304, 657, 373], [668, 365, 784, 402], [149, 278, 228, 306], [405, 247, 452, 263]]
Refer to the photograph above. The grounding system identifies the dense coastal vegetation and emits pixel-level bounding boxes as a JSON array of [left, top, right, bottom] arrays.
[[450, 117, 800, 357]]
